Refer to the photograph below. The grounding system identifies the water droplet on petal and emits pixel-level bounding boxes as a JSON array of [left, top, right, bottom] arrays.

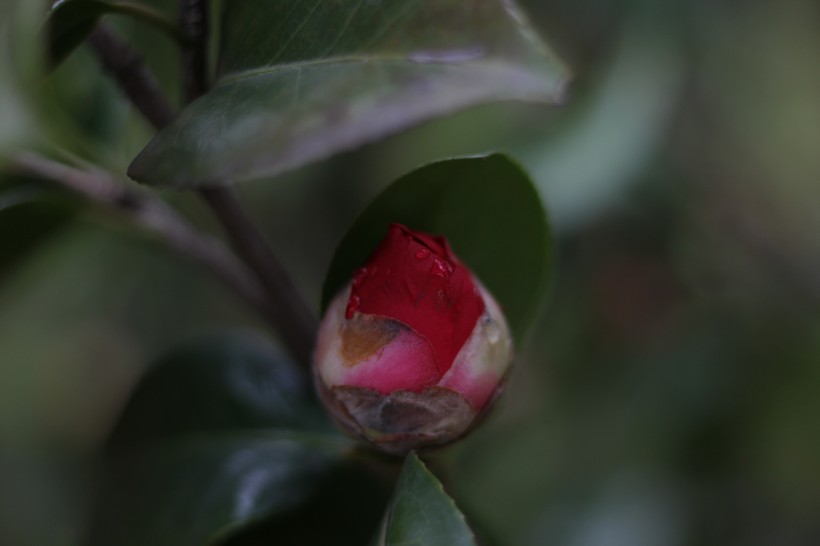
[[431, 258, 453, 279], [415, 248, 431, 260]]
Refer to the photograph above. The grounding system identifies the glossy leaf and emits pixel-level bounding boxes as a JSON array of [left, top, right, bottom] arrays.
[[105, 333, 330, 452], [46, 0, 104, 67], [86, 334, 350, 546], [379, 453, 476, 546], [219, 457, 393, 546], [321, 154, 552, 342], [128, 0, 568, 187], [86, 435, 340, 546], [46, 0, 183, 68]]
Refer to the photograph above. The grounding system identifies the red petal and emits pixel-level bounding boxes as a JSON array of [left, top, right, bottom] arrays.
[[349, 224, 485, 382], [343, 328, 440, 393]]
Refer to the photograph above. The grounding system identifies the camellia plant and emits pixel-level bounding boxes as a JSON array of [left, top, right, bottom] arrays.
[[1, 1, 567, 545]]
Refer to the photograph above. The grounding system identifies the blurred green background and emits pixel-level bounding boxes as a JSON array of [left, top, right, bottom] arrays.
[[1, 0, 818, 545]]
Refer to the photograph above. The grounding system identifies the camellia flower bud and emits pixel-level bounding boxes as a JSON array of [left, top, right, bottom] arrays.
[[315, 223, 513, 454]]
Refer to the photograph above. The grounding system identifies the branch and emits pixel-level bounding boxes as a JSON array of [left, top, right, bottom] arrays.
[[200, 187, 318, 366], [85, 17, 319, 364], [179, 0, 318, 364], [88, 23, 175, 130], [7, 152, 268, 315]]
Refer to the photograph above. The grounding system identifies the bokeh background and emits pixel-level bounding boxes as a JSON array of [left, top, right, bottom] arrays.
[[1, 0, 818, 545]]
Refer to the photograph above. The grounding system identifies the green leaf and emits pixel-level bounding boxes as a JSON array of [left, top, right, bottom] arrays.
[[219, 457, 393, 546], [105, 333, 330, 451], [379, 453, 476, 546], [86, 334, 350, 546], [321, 153, 551, 343], [87, 435, 340, 546], [46, 0, 185, 68], [127, 0, 568, 187], [47, 0, 107, 67]]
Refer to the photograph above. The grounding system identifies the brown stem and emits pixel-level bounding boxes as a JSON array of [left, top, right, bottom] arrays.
[[88, 23, 175, 130], [7, 152, 267, 315], [178, 0, 318, 364], [200, 187, 318, 366], [85, 17, 318, 365]]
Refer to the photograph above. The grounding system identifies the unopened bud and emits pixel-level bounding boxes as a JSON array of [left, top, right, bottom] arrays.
[[315, 224, 513, 454]]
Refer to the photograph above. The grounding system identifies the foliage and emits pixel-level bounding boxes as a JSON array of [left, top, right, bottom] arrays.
[[2, 0, 819, 545]]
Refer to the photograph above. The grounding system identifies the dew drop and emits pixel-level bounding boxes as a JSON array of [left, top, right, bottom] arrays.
[[430, 258, 453, 279], [415, 248, 431, 260]]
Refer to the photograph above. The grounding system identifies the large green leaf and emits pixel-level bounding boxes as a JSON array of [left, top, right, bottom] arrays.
[[377, 453, 476, 546], [321, 154, 551, 343], [127, 0, 568, 187], [85, 334, 351, 546], [86, 435, 340, 546], [219, 458, 393, 546], [45, 0, 183, 68], [105, 333, 330, 451]]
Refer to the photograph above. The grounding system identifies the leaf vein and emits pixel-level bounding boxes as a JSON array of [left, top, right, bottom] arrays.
[[322, 0, 367, 56], [359, 0, 422, 52], [268, 0, 323, 65]]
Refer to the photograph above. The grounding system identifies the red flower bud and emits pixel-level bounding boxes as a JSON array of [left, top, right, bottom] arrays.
[[315, 224, 513, 454]]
